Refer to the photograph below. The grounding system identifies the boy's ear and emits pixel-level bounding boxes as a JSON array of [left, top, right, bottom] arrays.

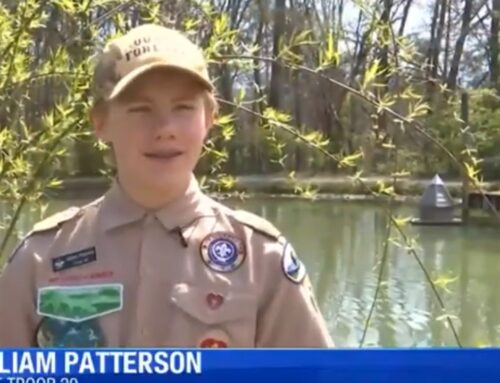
[[205, 113, 214, 132], [204, 106, 216, 133]]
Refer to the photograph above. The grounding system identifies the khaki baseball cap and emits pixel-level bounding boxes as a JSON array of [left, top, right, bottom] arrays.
[[92, 24, 213, 101]]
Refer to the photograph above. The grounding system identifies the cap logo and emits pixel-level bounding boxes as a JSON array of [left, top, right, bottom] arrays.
[[134, 37, 151, 45], [92, 25, 213, 100], [125, 37, 159, 62]]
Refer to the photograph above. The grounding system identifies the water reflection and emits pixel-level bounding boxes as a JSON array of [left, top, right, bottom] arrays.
[[1, 197, 499, 347], [238, 198, 500, 348]]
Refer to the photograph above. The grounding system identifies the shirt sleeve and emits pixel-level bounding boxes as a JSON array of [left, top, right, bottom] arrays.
[[255, 240, 334, 348], [0, 238, 38, 346]]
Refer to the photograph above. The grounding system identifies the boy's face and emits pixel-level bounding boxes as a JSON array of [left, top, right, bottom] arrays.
[[93, 69, 212, 198]]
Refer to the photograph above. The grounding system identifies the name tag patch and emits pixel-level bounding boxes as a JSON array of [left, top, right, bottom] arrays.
[[52, 247, 96, 272]]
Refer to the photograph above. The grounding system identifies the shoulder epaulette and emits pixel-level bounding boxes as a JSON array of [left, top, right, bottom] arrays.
[[32, 206, 81, 234], [231, 209, 282, 240], [5, 206, 82, 264]]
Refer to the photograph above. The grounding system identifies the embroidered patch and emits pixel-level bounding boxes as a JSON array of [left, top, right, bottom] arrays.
[[48, 270, 114, 284], [199, 338, 228, 348], [36, 317, 105, 348], [281, 242, 306, 284], [52, 247, 97, 272], [37, 284, 123, 323], [200, 233, 245, 273], [198, 329, 229, 348], [206, 293, 224, 310]]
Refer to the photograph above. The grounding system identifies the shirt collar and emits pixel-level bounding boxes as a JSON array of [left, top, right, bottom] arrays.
[[99, 176, 216, 232]]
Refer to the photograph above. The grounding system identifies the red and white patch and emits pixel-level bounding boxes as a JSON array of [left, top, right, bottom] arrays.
[[206, 293, 224, 310], [199, 338, 228, 348], [198, 329, 229, 348], [48, 270, 114, 284]]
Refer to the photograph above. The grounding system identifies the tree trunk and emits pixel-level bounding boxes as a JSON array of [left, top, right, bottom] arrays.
[[398, 0, 413, 36], [252, 0, 267, 173], [446, 0, 473, 90], [426, 0, 441, 72], [490, 0, 500, 91], [376, 0, 392, 135], [269, 0, 286, 109], [424, 0, 441, 103], [432, 0, 448, 80], [443, 0, 452, 75]]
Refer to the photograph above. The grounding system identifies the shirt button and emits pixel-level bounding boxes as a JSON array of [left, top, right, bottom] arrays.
[[144, 214, 155, 225]]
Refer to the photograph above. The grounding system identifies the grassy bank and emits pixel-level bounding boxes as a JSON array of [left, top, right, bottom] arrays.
[[49, 174, 500, 201]]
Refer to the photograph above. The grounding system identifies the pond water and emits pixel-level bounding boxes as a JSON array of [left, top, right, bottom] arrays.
[[2, 196, 499, 347]]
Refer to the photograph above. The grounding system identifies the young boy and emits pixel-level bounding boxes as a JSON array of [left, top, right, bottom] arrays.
[[0, 24, 333, 348]]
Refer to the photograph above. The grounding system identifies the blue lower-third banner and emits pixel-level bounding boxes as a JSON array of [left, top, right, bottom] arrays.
[[0, 349, 499, 383]]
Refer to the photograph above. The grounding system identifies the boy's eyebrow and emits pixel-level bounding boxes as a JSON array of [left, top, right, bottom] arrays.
[[117, 92, 152, 104], [118, 92, 198, 103], [126, 95, 152, 103], [171, 94, 197, 102]]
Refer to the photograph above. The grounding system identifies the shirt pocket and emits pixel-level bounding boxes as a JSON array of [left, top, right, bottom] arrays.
[[169, 283, 257, 348], [35, 283, 123, 348]]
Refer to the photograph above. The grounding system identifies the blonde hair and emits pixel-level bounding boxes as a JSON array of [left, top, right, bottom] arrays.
[[203, 91, 219, 118]]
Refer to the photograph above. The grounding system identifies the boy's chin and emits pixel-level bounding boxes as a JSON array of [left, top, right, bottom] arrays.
[[140, 173, 190, 191]]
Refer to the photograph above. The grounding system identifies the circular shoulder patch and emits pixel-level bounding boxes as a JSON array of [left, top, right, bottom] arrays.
[[281, 242, 306, 284], [200, 232, 245, 273]]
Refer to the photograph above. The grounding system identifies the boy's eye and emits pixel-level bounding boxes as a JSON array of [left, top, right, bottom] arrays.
[[128, 105, 151, 113], [175, 104, 194, 111]]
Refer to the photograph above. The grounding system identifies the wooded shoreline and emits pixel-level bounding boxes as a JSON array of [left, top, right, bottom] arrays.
[[46, 175, 500, 203]]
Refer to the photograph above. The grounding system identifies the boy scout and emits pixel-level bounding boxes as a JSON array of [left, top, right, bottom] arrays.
[[0, 24, 333, 348]]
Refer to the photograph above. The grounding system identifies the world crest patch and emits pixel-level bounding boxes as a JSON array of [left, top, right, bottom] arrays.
[[200, 232, 245, 273]]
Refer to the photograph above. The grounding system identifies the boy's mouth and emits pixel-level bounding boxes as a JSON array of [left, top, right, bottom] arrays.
[[143, 149, 183, 161]]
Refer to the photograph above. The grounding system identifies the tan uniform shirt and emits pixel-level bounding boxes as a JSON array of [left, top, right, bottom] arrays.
[[0, 178, 333, 348]]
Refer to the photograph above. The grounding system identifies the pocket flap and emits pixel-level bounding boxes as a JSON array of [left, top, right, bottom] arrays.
[[171, 283, 256, 325], [37, 284, 123, 323]]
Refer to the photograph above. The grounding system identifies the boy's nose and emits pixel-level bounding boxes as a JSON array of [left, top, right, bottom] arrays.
[[153, 114, 176, 139]]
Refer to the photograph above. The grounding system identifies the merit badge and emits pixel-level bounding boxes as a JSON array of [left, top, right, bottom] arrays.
[[198, 330, 229, 348], [200, 233, 245, 273], [206, 293, 224, 310], [36, 317, 105, 348], [281, 242, 306, 284]]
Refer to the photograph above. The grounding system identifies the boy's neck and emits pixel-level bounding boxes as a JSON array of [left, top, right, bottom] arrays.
[[116, 175, 193, 210]]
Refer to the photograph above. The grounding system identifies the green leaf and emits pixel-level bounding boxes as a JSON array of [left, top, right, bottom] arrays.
[[263, 107, 292, 123], [340, 152, 363, 168], [323, 32, 339, 66], [292, 29, 312, 45], [54, 0, 77, 13], [47, 179, 63, 188], [221, 125, 235, 141], [217, 174, 236, 191], [216, 114, 235, 126], [214, 14, 229, 36], [184, 18, 201, 31], [363, 59, 380, 88]]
